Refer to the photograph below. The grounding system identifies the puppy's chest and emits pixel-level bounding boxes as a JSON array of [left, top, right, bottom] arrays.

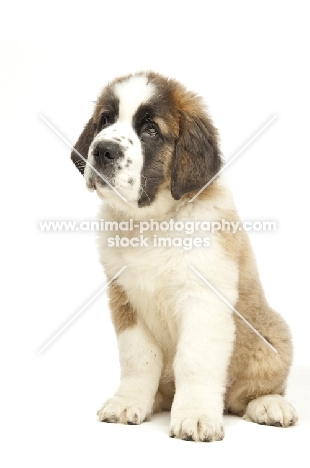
[[100, 223, 183, 270], [119, 251, 179, 352], [100, 228, 180, 350]]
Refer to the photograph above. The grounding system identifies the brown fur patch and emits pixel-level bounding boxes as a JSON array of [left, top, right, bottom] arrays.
[[169, 85, 221, 200], [93, 83, 119, 123], [153, 116, 169, 135], [108, 281, 137, 334], [71, 117, 96, 174], [225, 231, 293, 415]]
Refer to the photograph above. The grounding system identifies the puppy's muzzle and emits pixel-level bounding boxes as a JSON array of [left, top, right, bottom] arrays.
[[93, 141, 123, 167]]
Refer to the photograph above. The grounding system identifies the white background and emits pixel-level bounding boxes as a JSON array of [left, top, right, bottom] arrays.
[[1, 1, 309, 466]]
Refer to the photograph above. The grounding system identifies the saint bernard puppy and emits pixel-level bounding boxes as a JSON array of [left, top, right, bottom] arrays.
[[71, 71, 297, 441]]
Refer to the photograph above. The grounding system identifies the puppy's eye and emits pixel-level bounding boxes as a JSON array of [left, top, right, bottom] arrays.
[[141, 124, 158, 140], [147, 126, 157, 136], [99, 113, 111, 130]]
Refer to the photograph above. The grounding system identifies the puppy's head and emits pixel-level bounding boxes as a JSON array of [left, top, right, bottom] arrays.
[[71, 72, 222, 208]]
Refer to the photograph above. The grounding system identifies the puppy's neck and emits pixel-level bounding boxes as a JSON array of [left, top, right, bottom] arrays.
[[104, 188, 187, 222]]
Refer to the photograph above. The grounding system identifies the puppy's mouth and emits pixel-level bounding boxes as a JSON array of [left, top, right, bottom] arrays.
[[85, 175, 98, 192], [87, 171, 137, 202], [87, 178, 109, 199], [86, 170, 111, 191]]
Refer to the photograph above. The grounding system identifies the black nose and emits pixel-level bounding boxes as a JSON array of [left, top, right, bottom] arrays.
[[93, 141, 123, 166]]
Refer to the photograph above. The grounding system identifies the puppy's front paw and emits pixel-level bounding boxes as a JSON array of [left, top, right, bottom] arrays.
[[97, 396, 147, 425], [170, 410, 224, 442]]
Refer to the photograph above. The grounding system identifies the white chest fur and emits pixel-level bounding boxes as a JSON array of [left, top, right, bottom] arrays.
[[97, 181, 239, 363]]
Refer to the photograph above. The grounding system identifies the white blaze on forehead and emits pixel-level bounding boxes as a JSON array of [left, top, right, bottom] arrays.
[[114, 75, 155, 123]]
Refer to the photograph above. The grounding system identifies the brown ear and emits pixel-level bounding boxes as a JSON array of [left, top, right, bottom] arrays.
[[71, 117, 96, 175], [171, 112, 222, 200]]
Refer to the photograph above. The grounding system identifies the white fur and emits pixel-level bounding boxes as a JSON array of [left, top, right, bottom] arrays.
[[115, 75, 154, 123], [88, 122, 143, 202], [97, 324, 163, 424]]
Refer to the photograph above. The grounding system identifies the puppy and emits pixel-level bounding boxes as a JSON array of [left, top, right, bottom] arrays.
[[71, 71, 297, 441]]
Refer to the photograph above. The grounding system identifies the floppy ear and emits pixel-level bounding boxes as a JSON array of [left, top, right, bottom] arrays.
[[170, 112, 222, 200], [71, 117, 96, 175]]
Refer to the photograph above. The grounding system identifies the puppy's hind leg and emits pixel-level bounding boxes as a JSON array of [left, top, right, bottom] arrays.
[[244, 394, 298, 427]]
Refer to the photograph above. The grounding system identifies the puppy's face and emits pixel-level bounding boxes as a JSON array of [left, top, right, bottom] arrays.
[[72, 72, 222, 208]]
